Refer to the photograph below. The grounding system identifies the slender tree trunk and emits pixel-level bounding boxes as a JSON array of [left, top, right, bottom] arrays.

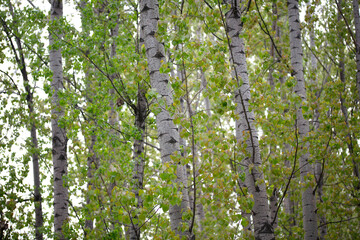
[[200, 68, 211, 117], [268, 2, 279, 230], [49, 1, 68, 239], [352, 0, 360, 100], [129, 85, 147, 240], [78, 2, 96, 233], [234, 118, 252, 236], [30, 115, 44, 240], [4, 2, 44, 239], [283, 145, 296, 227], [85, 133, 97, 233], [225, 2, 274, 239], [108, 21, 119, 195], [140, 0, 190, 237], [196, 72, 206, 232], [308, 2, 327, 237], [339, 0, 360, 193], [287, 1, 317, 239], [197, 26, 211, 118]]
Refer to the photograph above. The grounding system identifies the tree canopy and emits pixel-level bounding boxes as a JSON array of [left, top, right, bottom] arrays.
[[0, 0, 359, 239]]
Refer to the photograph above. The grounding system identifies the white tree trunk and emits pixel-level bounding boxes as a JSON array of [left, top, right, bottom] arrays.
[[287, 0, 317, 239], [225, 2, 274, 239], [140, 0, 190, 237], [49, 1, 68, 239]]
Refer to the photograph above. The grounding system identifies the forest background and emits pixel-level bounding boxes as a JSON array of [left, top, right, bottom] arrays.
[[0, 0, 359, 239]]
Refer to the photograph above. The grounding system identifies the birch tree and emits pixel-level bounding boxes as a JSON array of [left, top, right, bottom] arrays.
[[49, 1, 68, 238], [287, 0, 317, 239], [1, 0, 360, 238], [223, 1, 275, 239], [139, 0, 190, 237]]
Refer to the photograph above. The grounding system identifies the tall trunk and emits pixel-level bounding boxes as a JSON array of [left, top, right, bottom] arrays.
[[79, 1, 96, 233], [352, 0, 360, 100], [200, 69, 211, 117], [4, 2, 44, 238], [49, 1, 68, 239], [140, 0, 190, 237], [108, 21, 119, 195], [225, 2, 274, 239], [287, 1, 317, 239], [129, 85, 147, 240], [234, 119, 252, 235], [197, 28, 212, 118], [339, 0, 360, 195], [283, 146, 296, 227], [268, 2, 279, 230], [85, 132, 98, 233], [196, 69, 206, 232], [308, 2, 326, 238], [83, 69, 100, 235], [30, 113, 43, 240]]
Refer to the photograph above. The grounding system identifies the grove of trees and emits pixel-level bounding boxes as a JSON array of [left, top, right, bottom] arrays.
[[0, 0, 359, 239]]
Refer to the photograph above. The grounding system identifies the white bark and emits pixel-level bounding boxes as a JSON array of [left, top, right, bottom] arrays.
[[225, 2, 274, 239], [49, 1, 68, 239], [140, 0, 190, 237], [287, 1, 317, 239], [235, 119, 252, 234]]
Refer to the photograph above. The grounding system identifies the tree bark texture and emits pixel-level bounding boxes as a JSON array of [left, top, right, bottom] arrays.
[[225, 2, 275, 239], [140, 0, 190, 237], [49, 1, 68, 239], [287, 0, 318, 239], [129, 86, 147, 240]]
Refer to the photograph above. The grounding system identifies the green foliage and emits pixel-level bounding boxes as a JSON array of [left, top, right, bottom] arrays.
[[0, 0, 359, 239]]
